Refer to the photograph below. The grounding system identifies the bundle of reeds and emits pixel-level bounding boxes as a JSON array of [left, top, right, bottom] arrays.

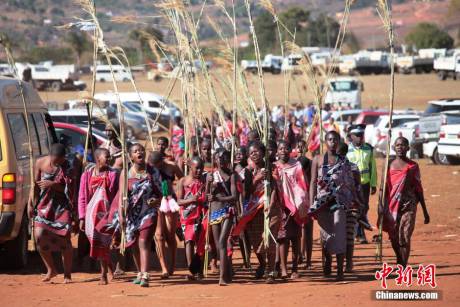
[[375, 0, 396, 262]]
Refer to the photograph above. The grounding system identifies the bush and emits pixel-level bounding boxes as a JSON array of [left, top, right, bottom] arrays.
[[405, 23, 454, 49], [19, 46, 74, 64]]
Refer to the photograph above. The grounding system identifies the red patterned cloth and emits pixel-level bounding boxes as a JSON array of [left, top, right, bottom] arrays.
[[180, 179, 205, 243], [84, 173, 113, 261], [171, 125, 185, 161], [34, 161, 74, 237], [381, 160, 423, 239], [273, 159, 310, 225], [232, 168, 265, 237]]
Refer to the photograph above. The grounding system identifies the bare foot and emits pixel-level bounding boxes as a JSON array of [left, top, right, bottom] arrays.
[[186, 274, 196, 281], [281, 270, 288, 279], [210, 262, 218, 274], [113, 268, 125, 277], [219, 279, 228, 286], [41, 271, 58, 282], [63, 277, 72, 284], [98, 275, 108, 285]]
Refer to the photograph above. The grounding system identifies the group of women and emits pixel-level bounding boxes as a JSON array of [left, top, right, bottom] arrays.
[[29, 118, 429, 288]]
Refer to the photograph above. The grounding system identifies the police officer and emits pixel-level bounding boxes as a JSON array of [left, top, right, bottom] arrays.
[[346, 124, 377, 244]]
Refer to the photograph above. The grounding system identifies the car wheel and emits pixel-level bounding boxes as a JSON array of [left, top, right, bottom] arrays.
[[151, 123, 160, 133], [99, 78, 106, 83], [1, 214, 28, 269], [433, 148, 449, 165], [126, 126, 135, 140], [123, 78, 130, 82], [50, 81, 62, 92], [437, 71, 446, 81]]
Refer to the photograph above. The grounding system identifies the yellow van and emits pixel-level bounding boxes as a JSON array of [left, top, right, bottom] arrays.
[[0, 76, 57, 268]]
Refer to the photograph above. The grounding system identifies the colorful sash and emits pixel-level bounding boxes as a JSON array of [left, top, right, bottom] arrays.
[[274, 160, 309, 225]]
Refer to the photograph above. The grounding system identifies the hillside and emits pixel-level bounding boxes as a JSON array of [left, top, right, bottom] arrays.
[[0, 0, 458, 60]]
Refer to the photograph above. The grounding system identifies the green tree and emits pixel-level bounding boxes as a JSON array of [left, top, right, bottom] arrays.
[[19, 46, 74, 64], [343, 32, 360, 54], [405, 23, 454, 49], [279, 7, 310, 39], [252, 11, 277, 55], [65, 31, 90, 67], [250, 7, 340, 57], [303, 14, 340, 47], [457, 27, 460, 47]]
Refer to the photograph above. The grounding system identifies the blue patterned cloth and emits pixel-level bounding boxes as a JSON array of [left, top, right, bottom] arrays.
[[210, 205, 233, 225]]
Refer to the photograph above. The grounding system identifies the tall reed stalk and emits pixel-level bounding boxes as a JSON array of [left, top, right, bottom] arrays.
[[376, 0, 396, 262]]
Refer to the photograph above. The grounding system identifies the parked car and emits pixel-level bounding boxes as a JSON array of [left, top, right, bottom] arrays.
[[49, 109, 107, 132], [353, 110, 388, 144], [94, 91, 177, 132], [324, 77, 364, 109], [339, 50, 390, 75], [16, 62, 85, 92], [396, 48, 446, 74], [78, 125, 108, 143], [374, 119, 420, 158], [281, 54, 303, 74], [370, 114, 420, 147], [434, 49, 460, 81], [54, 122, 105, 147], [414, 99, 460, 162], [120, 102, 166, 132], [330, 109, 362, 137], [94, 91, 177, 117], [49, 108, 149, 140], [242, 54, 282, 74], [438, 124, 460, 164], [95, 65, 132, 82], [0, 77, 57, 269]]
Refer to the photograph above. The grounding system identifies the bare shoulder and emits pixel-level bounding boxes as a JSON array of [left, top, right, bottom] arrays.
[[177, 176, 185, 187], [36, 156, 48, 168], [312, 155, 321, 168]]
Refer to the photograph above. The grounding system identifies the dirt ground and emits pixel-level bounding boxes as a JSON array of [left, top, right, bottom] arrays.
[[0, 159, 459, 306], [38, 73, 460, 111]]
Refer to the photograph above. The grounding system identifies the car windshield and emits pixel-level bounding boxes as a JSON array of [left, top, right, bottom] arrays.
[[122, 101, 141, 112], [330, 81, 358, 92], [79, 126, 106, 140], [424, 104, 442, 115], [424, 103, 460, 115], [374, 117, 384, 127], [334, 113, 360, 122], [289, 58, 301, 65]]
